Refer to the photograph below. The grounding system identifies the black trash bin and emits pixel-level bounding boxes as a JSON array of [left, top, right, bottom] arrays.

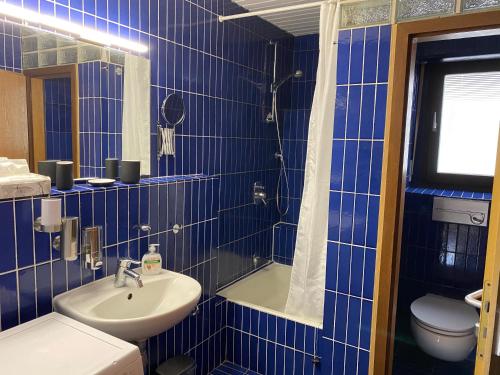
[[155, 355, 196, 375]]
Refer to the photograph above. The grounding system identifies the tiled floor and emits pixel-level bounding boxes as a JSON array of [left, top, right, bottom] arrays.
[[211, 362, 261, 375]]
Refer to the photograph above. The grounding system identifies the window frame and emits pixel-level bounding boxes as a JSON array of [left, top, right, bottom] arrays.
[[412, 58, 500, 192]]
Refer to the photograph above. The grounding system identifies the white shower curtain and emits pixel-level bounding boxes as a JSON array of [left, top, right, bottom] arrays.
[[285, 1, 340, 323]]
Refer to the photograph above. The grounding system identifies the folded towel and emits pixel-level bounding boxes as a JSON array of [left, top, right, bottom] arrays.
[[158, 127, 175, 156], [0, 159, 30, 177]]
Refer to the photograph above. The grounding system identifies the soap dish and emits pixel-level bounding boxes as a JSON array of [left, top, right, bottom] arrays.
[[88, 178, 115, 187]]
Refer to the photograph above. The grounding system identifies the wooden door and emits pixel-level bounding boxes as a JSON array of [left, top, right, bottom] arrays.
[[0, 70, 29, 161], [29, 78, 46, 172], [369, 10, 500, 375], [475, 134, 500, 374]]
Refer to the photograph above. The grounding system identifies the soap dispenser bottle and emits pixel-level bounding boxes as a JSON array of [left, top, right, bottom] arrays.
[[142, 244, 162, 275]]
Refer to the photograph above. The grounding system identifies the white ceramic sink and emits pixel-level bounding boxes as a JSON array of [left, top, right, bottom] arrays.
[[53, 269, 201, 342]]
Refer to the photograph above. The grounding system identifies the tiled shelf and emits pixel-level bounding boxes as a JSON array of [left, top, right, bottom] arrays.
[[50, 174, 209, 196], [406, 186, 492, 201]]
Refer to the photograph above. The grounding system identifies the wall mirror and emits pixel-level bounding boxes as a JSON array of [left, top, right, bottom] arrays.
[[161, 93, 185, 127], [0, 21, 150, 178]]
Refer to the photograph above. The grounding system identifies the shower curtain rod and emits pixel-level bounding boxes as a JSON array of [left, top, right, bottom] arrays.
[[218, 0, 361, 22]]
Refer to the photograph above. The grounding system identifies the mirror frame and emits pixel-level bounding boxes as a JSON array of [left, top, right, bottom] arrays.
[[161, 93, 186, 127]]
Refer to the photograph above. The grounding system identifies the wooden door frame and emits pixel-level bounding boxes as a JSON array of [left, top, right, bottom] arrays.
[[369, 10, 500, 375], [24, 64, 80, 177]]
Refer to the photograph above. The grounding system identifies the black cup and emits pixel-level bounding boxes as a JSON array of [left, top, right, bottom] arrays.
[[105, 158, 119, 179], [38, 160, 59, 183], [120, 160, 140, 184], [56, 161, 74, 190]]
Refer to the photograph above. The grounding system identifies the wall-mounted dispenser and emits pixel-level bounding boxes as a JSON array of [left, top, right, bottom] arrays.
[[34, 198, 78, 261], [82, 226, 103, 270]]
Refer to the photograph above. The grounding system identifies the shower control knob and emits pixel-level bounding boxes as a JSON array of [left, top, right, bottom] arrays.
[[253, 182, 268, 206]]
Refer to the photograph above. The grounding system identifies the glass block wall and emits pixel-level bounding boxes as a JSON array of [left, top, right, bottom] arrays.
[[339, 0, 500, 29]]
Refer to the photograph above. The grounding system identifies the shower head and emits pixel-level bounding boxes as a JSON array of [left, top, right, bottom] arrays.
[[272, 69, 304, 92]]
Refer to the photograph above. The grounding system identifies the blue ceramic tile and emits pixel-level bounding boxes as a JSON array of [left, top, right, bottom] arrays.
[[366, 196, 380, 248], [345, 345, 358, 375], [334, 293, 349, 342], [370, 141, 384, 195], [0, 201, 16, 273], [340, 193, 355, 244], [346, 85, 362, 139], [35, 262, 52, 316], [363, 248, 376, 300], [343, 141, 358, 192], [378, 25, 391, 83], [15, 199, 34, 268], [323, 290, 336, 339], [337, 30, 351, 84], [350, 28, 365, 84], [333, 342, 346, 375], [326, 242, 339, 291], [346, 296, 361, 346], [374, 84, 388, 140], [356, 141, 372, 194], [330, 140, 345, 190], [350, 246, 364, 297], [18, 267, 36, 323], [359, 85, 376, 139], [360, 300, 373, 350], [364, 27, 379, 83], [338, 244, 351, 294], [328, 191, 341, 242]]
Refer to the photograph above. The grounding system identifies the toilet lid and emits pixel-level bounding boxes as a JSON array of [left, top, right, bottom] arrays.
[[411, 294, 479, 333]]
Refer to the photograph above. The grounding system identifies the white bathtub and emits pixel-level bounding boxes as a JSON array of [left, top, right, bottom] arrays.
[[217, 263, 322, 328]]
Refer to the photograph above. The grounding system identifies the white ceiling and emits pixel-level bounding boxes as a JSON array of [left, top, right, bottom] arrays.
[[231, 0, 321, 36]]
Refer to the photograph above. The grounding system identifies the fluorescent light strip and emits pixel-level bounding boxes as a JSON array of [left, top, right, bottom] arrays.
[[0, 2, 148, 53]]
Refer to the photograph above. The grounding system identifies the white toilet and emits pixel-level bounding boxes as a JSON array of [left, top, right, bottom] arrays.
[[410, 293, 479, 362]]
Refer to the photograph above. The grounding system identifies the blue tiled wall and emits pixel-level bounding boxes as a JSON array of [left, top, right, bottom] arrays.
[[0, 21, 21, 72], [0, 0, 290, 293], [217, 25, 391, 375], [0, 176, 224, 374], [225, 301, 320, 375], [0, 2, 394, 374], [0, 1, 293, 374], [273, 34, 319, 265], [322, 25, 390, 375], [44, 77, 73, 161], [393, 193, 487, 374], [398, 193, 488, 307], [79, 60, 124, 177]]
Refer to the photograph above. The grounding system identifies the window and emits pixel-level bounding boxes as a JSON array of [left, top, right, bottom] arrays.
[[412, 59, 500, 192]]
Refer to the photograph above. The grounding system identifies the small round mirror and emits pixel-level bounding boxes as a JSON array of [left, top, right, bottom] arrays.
[[161, 94, 185, 127]]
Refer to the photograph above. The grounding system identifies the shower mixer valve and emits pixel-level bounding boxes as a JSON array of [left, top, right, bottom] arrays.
[[253, 182, 268, 206]]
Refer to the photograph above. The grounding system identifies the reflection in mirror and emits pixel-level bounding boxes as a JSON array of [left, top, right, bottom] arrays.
[[161, 94, 186, 127], [0, 21, 151, 179], [44, 78, 72, 161]]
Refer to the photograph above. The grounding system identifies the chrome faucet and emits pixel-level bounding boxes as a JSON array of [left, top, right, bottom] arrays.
[[114, 258, 143, 288]]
